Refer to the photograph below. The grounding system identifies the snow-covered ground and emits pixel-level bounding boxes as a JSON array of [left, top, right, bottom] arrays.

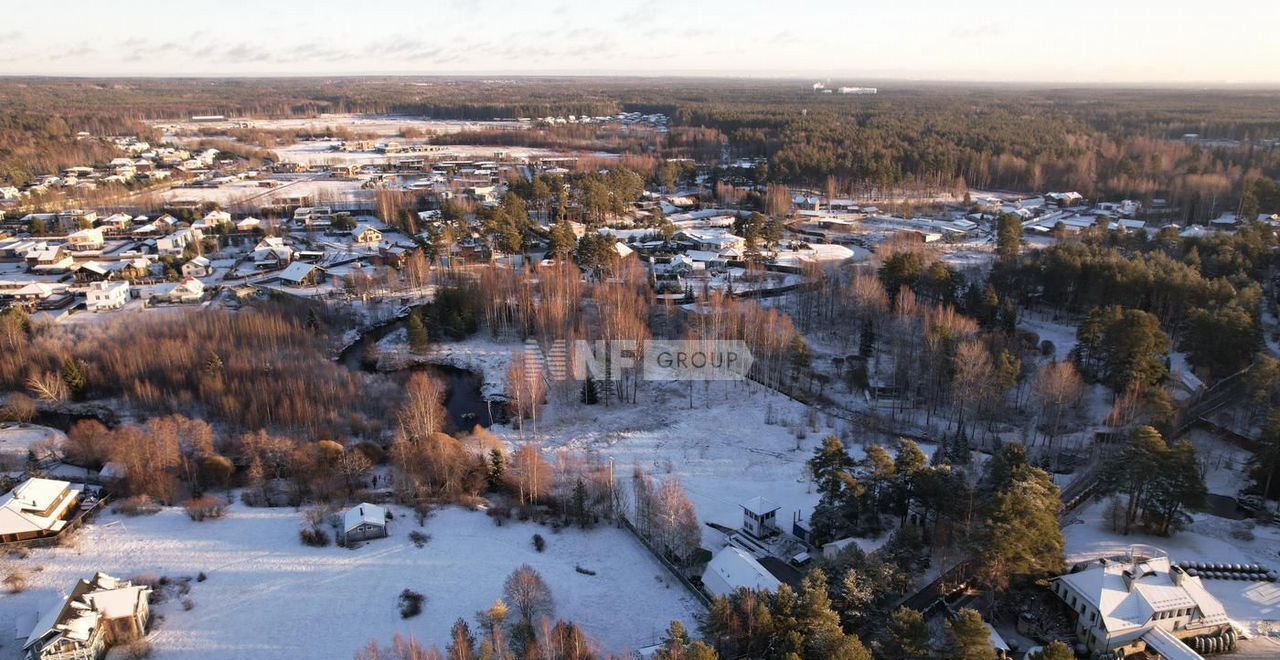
[[0, 425, 64, 470], [0, 503, 699, 659], [492, 379, 851, 547], [378, 332, 516, 400]]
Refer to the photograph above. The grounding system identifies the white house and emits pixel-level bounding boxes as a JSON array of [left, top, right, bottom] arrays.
[[24, 572, 151, 660], [1051, 547, 1232, 658], [194, 210, 232, 231], [702, 546, 781, 598], [98, 213, 133, 232], [85, 281, 130, 312], [157, 227, 203, 257], [253, 237, 293, 269], [0, 478, 83, 544], [352, 223, 383, 245], [275, 262, 323, 287], [181, 255, 212, 278], [679, 229, 745, 252], [340, 503, 388, 543], [65, 227, 105, 252], [236, 217, 263, 232], [741, 497, 780, 538], [159, 276, 204, 303]]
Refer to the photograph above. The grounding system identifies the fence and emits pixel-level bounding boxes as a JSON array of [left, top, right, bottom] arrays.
[[1, 495, 110, 550], [616, 514, 712, 609]]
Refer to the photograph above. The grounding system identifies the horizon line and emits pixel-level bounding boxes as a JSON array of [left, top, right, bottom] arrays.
[[2, 72, 1280, 90]]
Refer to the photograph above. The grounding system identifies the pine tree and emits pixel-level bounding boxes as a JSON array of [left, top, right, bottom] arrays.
[[883, 607, 932, 660], [973, 465, 1065, 588], [1098, 425, 1168, 534], [580, 374, 599, 404], [407, 311, 430, 354], [487, 448, 505, 491], [1144, 439, 1207, 535], [996, 213, 1022, 261], [1031, 640, 1075, 660], [572, 479, 588, 527], [945, 608, 997, 660], [61, 357, 86, 400]]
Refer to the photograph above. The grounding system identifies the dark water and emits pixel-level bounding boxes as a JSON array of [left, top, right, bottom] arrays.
[[337, 316, 499, 431]]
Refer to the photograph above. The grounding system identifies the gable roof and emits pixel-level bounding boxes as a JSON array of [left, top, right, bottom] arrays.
[[703, 546, 782, 598], [343, 503, 386, 534]]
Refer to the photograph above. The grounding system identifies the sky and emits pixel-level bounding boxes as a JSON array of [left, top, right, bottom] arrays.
[[1, 0, 1278, 84]]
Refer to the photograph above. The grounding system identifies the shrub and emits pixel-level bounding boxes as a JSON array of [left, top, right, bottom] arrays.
[[532, 534, 546, 553], [398, 589, 426, 619], [574, 565, 596, 576], [181, 597, 195, 611], [196, 572, 207, 582], [113, 495, 161, 516], [123, 639, 152, 659], [408, 531, 431, 548], [3, 570, 28, 593], [299, 527, 330, 547], [183, 496, 227, 521]]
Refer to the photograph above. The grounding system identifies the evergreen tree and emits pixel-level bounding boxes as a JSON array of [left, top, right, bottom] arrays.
[[883, 607, 932, 660], [973, 465, 1065, 588], [61, 357, 86, 400], [1143, 439, 1207, 535], [571, 479, 588, 527], [1252, 411, 1280, 502], [407, 310, 430, 354], [487, 448, 505, 491], [996, 213, 1023, 261], [1098, 426, 1168, 534], [1031, 640, 1075, 660], [945, 608, 997, 660]]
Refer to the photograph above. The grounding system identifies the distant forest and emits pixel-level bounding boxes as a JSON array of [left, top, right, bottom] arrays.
[[2, 77, 1280, 219]]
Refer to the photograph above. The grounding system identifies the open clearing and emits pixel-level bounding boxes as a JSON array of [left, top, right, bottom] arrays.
[[0, 504, 700, 659]]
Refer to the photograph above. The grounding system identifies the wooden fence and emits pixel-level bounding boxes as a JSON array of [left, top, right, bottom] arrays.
[[1, 495, 110, 550], [616, 514, 712, 609]]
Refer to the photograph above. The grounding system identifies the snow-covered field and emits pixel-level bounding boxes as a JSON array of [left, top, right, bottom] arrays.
[[274, 141, 555, 167], [160, 177, 373, 208], [0, 504, 699, 659], [493, 379, 849, 547]]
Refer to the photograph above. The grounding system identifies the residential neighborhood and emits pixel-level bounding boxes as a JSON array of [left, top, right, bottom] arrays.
[[0, 9, 1279, 660]]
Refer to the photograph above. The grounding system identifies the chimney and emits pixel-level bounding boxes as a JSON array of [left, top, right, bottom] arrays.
[[1170, 565, 1186, 587]]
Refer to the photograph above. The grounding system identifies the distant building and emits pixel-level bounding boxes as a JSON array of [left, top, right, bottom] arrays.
[[740, 497, 780, 539], [85, 281, 130, 312], [65, 227, 105, 252], [24, 572, 151, 660], [837, 87, 877, 95], [351, 224, 383, 246], [275, 262, 324, 287], [0, 478, 82, 544], [702, 546, 781, 598], [156, 227, 203, 258], [341, 503, 388, 543], [181, 255, 212, 278]]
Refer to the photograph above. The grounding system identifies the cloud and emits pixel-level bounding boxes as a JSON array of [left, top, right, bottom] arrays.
[[49, 46, 97, 61], [0, 31, 21, 45], [617, 0, 669, 24], [223, 43, 273, 63], [950, 22, 1005, 40]]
